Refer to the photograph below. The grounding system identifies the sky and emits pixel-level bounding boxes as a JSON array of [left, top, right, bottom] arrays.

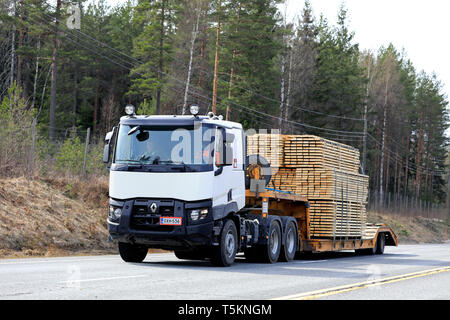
[[101, 0, 450, 137], [283, 0, 450, 137]]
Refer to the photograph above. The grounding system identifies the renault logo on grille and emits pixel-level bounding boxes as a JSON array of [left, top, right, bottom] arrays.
[[149, 202, 158, 213]]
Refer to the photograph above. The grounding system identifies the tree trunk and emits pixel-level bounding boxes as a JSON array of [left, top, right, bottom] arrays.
[[279, 54, 286, 130], [9, 0, 16, 109], [226, 3, 241, 121], [197, 6, 207, 103], [285, 49, 293, 134], [404, 133, 410, 197], [93, 69, 99, 133], [49, 0, 62, 141], [73, 66, 78, 127], [17, 0, 23, 90], [31, 37, 40, 110], [415, 116, 423, 198], [182, 5, 201, 115], [156, 0, 166, 115], [362, 60, 372, 174], [212, 0, 221, 114], [379, 94, 388, 206], [226, 48, 236, 120]]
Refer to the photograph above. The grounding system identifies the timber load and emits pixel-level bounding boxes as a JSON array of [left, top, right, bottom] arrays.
[[247, 134, 369, 239]]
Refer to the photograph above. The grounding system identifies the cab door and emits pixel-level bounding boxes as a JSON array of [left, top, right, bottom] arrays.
[[212, 127, 245, 209], [212, 127, 232, 207]]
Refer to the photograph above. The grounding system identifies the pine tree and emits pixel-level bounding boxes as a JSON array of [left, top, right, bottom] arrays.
[[130, 0, 180, 115]]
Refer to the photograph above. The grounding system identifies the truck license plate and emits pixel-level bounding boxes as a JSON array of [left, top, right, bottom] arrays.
[[160, 217, 182, 226]]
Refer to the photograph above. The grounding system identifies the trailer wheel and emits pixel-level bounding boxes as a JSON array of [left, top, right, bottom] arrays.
[[279, 222, 297, 262], [376, 233, 385, 254], [262, 221, 281, 263], [118, 242, 148, 263], [211, 219, 238, 267], [355, 236, 379, 256]]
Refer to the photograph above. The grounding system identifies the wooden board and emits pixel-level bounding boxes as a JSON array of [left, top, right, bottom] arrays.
[[248, 133, 368, 239]]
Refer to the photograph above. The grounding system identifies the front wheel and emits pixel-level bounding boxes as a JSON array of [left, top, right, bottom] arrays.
[[211, 219, 238, 267], [118, 242, 148, 263]]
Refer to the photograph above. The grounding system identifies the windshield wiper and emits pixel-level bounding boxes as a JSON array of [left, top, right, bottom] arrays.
[[127, 126, 141, 135], [158, 160, 197, 172]]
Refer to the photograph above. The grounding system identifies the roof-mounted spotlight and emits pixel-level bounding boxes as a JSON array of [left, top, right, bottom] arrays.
[[125, 104, 136, 116], [190, 104, 199, 116], [207, 111, 215, 119], [218, 115, 223, 121]]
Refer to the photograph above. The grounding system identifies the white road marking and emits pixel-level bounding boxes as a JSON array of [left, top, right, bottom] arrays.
[[58, 274, 148, 283]]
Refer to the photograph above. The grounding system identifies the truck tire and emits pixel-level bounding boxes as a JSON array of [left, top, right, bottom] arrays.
[[211, 219, 238, 267], [376, 233, 385, 254], [118, 242, 148, 263], [262, 221, 281, 263], [279, 222, 297, 262], [355, 236, 378, 256]]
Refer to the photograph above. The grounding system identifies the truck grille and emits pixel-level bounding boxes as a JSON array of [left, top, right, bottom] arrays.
[[130, 199, 176, 231]]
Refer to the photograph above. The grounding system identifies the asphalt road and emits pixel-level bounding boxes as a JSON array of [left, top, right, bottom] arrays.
[[0, 243, 449, 300]]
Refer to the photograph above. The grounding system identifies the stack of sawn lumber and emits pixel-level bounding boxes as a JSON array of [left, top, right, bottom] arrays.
[[247, 134, 368, 238]]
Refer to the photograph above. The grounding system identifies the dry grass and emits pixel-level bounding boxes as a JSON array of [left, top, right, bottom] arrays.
[[368, 211, 449, 244], [0, 176, 115, 258]]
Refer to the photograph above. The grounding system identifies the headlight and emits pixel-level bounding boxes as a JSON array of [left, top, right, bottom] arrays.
[[109, 206, 122, 221], [190, 209, 200, 221], [200, 209, 208, 219], [190, 208, 208, 221]]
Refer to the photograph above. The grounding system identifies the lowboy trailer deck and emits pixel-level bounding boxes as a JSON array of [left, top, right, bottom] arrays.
[[244, 189, 398, 255]]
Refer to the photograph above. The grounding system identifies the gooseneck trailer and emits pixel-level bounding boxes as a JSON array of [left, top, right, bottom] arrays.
[[103, 106, 397, 266]]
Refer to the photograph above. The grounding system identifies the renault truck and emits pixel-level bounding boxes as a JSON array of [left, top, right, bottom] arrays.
[[103, 105, 397, 266]]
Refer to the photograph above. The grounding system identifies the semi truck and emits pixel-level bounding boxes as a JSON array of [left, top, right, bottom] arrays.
[[103, 105, 397, 266]]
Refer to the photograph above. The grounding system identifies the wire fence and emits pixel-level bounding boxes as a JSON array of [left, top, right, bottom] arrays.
[[367, 191, 449, 221]]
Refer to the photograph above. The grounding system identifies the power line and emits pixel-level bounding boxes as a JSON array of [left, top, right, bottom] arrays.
[[26, 6, 366, 139], [41, 1, 366, 124], [367, 133, 446, 176]]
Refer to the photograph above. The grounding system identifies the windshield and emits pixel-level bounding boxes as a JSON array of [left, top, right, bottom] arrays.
[[114, 124, 214, 166]]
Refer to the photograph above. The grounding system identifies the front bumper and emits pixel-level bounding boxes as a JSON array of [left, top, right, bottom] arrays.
[[108, 198, 214, 250]]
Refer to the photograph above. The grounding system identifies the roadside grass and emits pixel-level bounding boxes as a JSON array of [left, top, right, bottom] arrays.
[[367, 211, 450, 244], [0, 176, 115, 259]]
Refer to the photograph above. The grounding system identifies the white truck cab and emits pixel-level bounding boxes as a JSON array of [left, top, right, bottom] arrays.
[[104, 108, 251, 266]]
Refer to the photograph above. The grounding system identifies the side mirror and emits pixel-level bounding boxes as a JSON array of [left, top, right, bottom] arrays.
[[102, 144, 110, 163], [105, 131, 113, 142]]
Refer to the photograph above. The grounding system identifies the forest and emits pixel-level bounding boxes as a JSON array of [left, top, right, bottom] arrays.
[[0, 0, 448, 211]]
